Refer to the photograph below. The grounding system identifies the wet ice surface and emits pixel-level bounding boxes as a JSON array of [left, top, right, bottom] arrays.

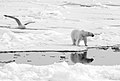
[[0, 48, 119, 66], [88, 48, 120, 65]]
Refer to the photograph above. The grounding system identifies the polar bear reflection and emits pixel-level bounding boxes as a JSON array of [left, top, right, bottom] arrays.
[[70, 51, 94, 64]]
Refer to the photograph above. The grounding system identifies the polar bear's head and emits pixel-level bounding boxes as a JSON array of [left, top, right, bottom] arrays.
[[82, 31, 94, 37], [87, 32, 94, 37]]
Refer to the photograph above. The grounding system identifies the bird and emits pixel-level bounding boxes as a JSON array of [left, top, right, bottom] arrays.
[[4, 15, 35, 29]]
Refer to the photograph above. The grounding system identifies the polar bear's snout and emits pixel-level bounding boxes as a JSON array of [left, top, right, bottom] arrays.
[[90, 58, 94, 62], [91, 34, 94, 37]]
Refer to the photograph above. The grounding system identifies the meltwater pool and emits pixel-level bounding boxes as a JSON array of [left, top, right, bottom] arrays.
[[0, 47, 120, 66]]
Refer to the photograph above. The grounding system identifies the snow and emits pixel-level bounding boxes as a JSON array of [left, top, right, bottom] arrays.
[[1, 0, 120, 50], [0, 62, 119, 81], [0, 0, 120, 81]]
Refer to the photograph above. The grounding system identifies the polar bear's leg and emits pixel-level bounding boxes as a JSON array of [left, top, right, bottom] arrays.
[[72, 39, 76, 45], [76, 39, 80, 46], [83, 37, 87, 46]]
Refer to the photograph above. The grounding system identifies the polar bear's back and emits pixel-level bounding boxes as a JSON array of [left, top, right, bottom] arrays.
[[71, 29, 83, 40]]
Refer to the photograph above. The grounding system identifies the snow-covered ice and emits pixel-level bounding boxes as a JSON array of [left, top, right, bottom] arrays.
[[0, 0, 120, 50], [0, 62, 120, 81]]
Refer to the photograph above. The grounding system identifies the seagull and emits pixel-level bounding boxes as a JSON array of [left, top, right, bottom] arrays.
[[4, 15, 35, 29]]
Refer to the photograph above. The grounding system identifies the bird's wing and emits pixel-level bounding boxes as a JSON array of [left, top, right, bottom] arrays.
[[24, 21, 35, 25], [4, 15, 22, 26]]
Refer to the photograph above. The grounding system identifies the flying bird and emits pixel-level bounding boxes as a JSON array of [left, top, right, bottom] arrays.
[[4, 15, 35, 29]]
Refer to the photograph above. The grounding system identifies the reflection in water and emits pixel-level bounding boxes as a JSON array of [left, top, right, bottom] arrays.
[[111, 46, 120, 52], [70, 51, 94, 64], [1, 46, 120, 66]]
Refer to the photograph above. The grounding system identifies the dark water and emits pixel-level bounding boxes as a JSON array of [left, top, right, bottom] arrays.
[[0, 47, 120, 66]]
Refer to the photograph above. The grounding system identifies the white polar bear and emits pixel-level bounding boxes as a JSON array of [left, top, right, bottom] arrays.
[[71, 29, 94, 46]]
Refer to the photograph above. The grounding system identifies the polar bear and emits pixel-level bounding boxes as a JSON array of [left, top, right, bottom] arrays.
[[71, 29, 94, 46], [70, 52, 94, 64]]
